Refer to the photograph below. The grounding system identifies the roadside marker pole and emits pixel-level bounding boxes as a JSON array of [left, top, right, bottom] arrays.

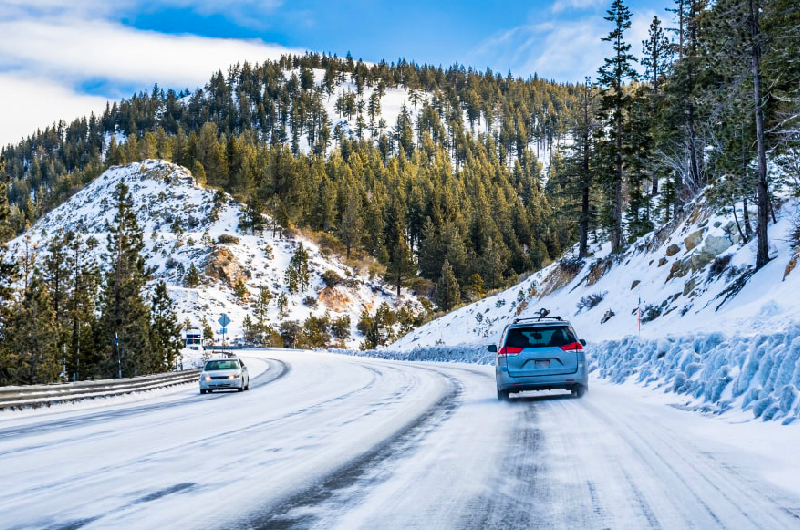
[[638, 297, 641, 336]]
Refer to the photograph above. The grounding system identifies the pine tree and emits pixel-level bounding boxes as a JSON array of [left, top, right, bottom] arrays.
[[233, 277, 248, 299], [436, 260, 460, 311], [5, 274, 60, 384], [185, 263, 200, 287], [597, 0, 638, 253], [65, 233, 101, 380], [641, 16, 672, 197], [285, 243, 310, 294], [98, 180, 152, 377], [149, 281, 183, 371], [384, 205, 416, 298], [202, 317, 214, 344], [257, 285, 271, 327], [339, 193, 363, 258]]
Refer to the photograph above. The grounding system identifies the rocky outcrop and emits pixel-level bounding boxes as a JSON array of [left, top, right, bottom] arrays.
[[203, 247, 247, 287], [586, 257, 613, 287], [687, 222, 741, 273], [318, 287, 353, 312], [684, 228, 706, 252], [665, 243, 680, 256]]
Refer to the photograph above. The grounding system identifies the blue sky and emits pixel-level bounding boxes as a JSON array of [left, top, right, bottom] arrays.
[[0, 0, 669, 146]]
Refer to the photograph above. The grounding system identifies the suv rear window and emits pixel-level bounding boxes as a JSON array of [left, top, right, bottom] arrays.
[[505, 326, 576, 348]]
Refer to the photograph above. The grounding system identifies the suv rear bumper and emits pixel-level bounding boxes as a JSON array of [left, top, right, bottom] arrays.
[[496, 365, 588, 393]]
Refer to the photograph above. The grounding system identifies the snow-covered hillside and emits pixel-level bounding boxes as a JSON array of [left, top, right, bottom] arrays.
[[380, 193, 800, 423], [9, 160, 419, 348]]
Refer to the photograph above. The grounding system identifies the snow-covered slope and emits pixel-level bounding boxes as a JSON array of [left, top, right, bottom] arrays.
[[382, 193, 800, 423], [9, 160, 418, 348]]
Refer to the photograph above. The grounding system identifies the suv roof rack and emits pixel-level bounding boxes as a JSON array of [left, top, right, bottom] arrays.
[[512, 308, 564, 324], [512, 316, 564, 323]]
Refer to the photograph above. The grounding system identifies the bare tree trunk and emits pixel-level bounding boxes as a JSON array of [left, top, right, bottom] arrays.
[[579, 81, 592, 258], [750, 0, 770, 269], [613, 107, 624, 253], [743, 196, 753, 242], [733, 204, 746, 243]]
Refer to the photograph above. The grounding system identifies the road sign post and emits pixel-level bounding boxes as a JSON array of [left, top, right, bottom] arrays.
[[218, 314, 231, 351]]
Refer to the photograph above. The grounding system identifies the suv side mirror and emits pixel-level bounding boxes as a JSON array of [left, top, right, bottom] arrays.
[[487, 344, 498, 353], [579, 339, 586, 346]]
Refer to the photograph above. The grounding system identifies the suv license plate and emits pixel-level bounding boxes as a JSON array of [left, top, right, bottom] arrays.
[[535, 360, 550, 368]]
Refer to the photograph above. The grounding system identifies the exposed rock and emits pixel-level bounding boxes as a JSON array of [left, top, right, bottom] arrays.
[[318, 287, 352, 312], [203, 247, 247, 287], [601, 309, 615, 324], [586, 256, 613, 287], [690, 230, 741, 272], [631, 280, 641, 289], [683, 278, 696, 296], [665, 243, 680, 256], [658, 257, 668, 267], [667, 258, 691, 281], [684, 228, 706, 252], [783, 250, 799, 281], [539, 259, 584, 296]]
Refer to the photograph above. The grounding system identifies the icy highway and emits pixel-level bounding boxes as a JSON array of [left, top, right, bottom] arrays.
[[2, 350, 800, 530]]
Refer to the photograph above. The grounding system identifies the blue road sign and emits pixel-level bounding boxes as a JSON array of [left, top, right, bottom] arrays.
[[218, 314, 231, 327]]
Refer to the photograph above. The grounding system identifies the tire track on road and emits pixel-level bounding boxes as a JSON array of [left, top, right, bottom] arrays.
[[245, 365, 463, 530], [0, 358, 288, 443]]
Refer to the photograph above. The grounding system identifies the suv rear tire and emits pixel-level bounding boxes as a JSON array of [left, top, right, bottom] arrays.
[[497, 389, 510, 401], [571, 385, 586, 399]]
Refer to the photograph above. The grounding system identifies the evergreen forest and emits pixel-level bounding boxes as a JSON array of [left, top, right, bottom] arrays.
[[1, 0, 799, 384]]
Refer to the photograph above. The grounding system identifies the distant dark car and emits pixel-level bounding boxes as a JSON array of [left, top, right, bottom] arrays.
[[199, 358, 250, 393], [491, 316, 588, 400]]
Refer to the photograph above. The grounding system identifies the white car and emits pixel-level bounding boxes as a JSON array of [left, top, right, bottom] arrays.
[[199, 358, 250, 394]]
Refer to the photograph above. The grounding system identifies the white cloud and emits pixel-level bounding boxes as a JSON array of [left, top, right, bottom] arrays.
[[1, 0, 285, 25], [0, 73, 109, 147], [465, 8, 657, 83], [551, 0, 605, 14], [0, 17, 301, 89], [0, 14, 302, 146]]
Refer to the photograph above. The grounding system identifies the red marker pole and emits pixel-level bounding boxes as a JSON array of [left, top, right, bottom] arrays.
[[638, 297, 641, 335]]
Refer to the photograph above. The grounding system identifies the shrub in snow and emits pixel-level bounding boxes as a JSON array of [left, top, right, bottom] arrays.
[[576, 292, 605, 314], [302, 296, 317, 308], [707, 254, 732, 280], [641, 304, 663, 323], [218, 234, 240, 245], [321, 270, 344, 288]]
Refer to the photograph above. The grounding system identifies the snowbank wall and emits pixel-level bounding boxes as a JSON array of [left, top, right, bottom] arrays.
[[342, 324, 800, 424], [591, 324, 800, 424], [334, 345, 493, 365]]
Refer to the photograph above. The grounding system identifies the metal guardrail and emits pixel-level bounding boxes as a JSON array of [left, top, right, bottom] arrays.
[[0, 369, 201, 410]]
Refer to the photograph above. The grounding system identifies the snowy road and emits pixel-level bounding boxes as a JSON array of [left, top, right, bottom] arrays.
[[2, 350, 799, 529]]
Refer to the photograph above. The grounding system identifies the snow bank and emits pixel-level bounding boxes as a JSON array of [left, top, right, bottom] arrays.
[[332, 345, 492, 365], [337, 325, 800, 424], [591, 325, 800, 424]]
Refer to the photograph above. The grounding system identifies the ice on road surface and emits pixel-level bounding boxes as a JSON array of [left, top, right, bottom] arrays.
[[1, 350, 799, 529]]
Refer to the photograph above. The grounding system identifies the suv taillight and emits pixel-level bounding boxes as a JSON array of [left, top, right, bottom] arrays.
[[560, 342, 583, 351], [498, 346, 523, 357]]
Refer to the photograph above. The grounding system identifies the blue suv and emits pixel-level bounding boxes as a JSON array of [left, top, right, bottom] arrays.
[[490, 315, 588, 400]]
